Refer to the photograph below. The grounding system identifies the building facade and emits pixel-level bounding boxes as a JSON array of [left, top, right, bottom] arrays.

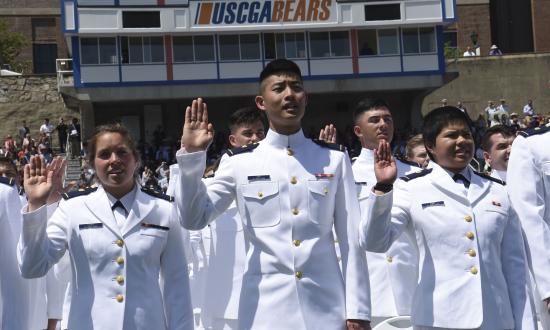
[[59, 0, 457, 143]]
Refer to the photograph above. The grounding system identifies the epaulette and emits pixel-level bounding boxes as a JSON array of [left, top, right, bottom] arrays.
[[0, 176, 15, 187], [312, 139, 346, 152], [203, 173, 215, 179], [226, 143, 259, 156], [518, 125, 550, 137], [351, 156, 358, 164], [141, 186, 174, 202], [62, 187, 98, 200], [473, 171, 505, 185], [396, 156, 421, 168], [400, 168, 432, 182]]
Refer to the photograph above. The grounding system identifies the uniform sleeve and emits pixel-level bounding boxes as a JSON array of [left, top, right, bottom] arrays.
[[175, 150, 236, 230], [18, 202, 69, 279], [507, 137, 550, 300], [333, 154, 371, 321], [501, 207, 538, 329], [160, 209, 194, 330], [359, 181, 412, 253]]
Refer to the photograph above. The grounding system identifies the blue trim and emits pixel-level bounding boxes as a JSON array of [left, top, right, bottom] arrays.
[[305, 31, 311, 75], [214, 35, 220, 79], [194, 3, 200, 25], [117, 36, 123, 82], [398, 27, 404, 72], [72, 36, 82, 88], [75, 69, 444, 88], [74, 1, 79, 32], [441, 0, 457, 23], [436, 25, 445, 74], [61, 1, 78, 33], [114, 0, 120, 7]]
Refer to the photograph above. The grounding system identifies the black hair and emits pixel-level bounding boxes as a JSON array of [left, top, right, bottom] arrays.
[[422, 106, 472, 160], [352, 98, 391, 124], [480, 125, 515, 152], [228, 106, 267, 133], [259, 59, 302, 85]]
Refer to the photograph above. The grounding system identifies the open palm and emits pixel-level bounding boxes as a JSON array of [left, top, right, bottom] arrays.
[[181, 98, 215, 153], [24, 155, 54, 211], [373, 140, 397, 184]]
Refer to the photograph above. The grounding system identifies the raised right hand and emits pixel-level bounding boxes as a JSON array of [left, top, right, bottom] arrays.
[[181, 98, 214, 153], [373, 140, 397, 185], [24, 155, 54, 212]]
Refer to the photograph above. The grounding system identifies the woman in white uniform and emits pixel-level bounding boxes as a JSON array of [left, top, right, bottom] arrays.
[[18, 124, 193, 330]]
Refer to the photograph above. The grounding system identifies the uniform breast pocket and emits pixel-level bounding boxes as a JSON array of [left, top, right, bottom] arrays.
[[307, 180, 335, 226], [356, 184, 371, 201], [79, 224, 107, 260], [479, 207, 508, 238], [140, 224, 170, 238], [241, 182, 281, 228]]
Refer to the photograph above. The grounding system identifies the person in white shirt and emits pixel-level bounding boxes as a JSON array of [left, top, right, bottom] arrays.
[[523, 99, 535, 116], [480, 125, 515, 181], [39, 118, 55, 145], [497, 99, 510, 114], [463, 46, 476, 57]]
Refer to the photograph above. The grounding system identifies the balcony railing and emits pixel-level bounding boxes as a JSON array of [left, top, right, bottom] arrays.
[[56, 59, 74, 91]]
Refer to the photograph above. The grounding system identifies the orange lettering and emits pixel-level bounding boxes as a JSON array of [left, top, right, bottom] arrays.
[[272, 0, 285, 22], [283, 0, 294, 22], [293, 0, 306, 21], [307, 0, 320, 21], [319, 0, 331, 21]]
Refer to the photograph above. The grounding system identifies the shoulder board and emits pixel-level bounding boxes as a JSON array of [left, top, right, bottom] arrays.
[[399, 168, 432, 182], [141, 186, 174, 202], [312, 139, 346, 152], [396, 156, 421, 168], [226, 143, 259, 156], [351, 156, 358, 164], [518, 125, 550, 137], [0, 176, 15, 187], [62, 187, 98, 200], [203, 173, 215, 179], [473, 171, 505, 185]]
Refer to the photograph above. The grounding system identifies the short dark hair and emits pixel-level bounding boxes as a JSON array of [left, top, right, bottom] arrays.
[[259, 59, 302, 85], [228, 107, 267, 133], [352, 98, 391, 124], [422, 106, 472, 160], [480, 125, 515, 152]]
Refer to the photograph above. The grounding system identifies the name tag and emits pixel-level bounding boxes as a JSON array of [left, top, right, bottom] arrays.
[[314, 173, 334, 179], [421, 201, 445, 209], [141, 223, 170, 231], [355, 182, 368, 185], [79, 223, 103, 230], [247, 175, 271, 182]]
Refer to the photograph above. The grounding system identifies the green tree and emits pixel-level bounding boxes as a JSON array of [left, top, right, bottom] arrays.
[[0, 19, 30, 72]]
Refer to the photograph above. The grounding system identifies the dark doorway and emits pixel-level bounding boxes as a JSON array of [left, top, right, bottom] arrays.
[[33, 43, 57, 74], [490, 0, 533, 53]]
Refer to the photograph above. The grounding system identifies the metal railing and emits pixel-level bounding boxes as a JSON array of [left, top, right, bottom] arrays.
[[56, 58, 74, 91]]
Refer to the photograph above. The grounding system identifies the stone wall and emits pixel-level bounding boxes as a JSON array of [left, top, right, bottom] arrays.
[[0, 75, 78, 144]]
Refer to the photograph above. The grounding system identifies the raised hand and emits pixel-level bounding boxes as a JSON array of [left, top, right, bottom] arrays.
[[373, 140, 397, 185], [24, 155, 54, 212], [181, 98, 215, 153], [46, 156, 67, 205], [319, 124, 337, 144]]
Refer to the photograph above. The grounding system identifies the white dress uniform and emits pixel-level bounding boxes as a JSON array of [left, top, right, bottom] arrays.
[[360, 162, 536, 329], [0, 177, 30, 330], [507, 126, 550, 328], [352, 148, 419, 320], [176, 129, 371, 329], [18, 185, 193, 330]]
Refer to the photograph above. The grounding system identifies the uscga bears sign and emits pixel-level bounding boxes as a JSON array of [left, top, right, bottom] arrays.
[[193, 0, 334, 25]]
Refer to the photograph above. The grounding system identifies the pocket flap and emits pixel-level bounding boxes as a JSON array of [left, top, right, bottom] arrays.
[[241, 182, 279, 200], [307, 180, 330, 196]]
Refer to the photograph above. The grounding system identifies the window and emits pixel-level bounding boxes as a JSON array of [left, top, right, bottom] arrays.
[[173, 35, 215, 62], [443, 30, 457, 48], [218, 34, 261, 61], [122, 11, 161, 28], [121, 36, 164, 64], [80, 37, 117, 65], [309, 31, 350, 58], [364, 4, 401, 21], [357, 29, 399, 56], [264, 33, 306, 59], [357, 30, 377, 55], [378, 29, 399, 55], [402, 27, 436, 54]]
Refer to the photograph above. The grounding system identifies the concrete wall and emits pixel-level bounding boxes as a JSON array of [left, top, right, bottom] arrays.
[[422, 53, 550, 118]]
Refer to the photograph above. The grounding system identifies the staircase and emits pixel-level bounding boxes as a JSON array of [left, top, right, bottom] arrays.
[[65, 157, 82, 183]]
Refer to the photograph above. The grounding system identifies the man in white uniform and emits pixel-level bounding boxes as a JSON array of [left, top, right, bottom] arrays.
[[480, 125, 515, 181], [508, 125, 550, 328], [351, 99, 419, 325], [176, 59, 371, 329]]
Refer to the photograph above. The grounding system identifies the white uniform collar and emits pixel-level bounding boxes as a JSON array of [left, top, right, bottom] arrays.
[[104, 184, 138, 212], [263, 128, 307, 149], [438, 163, 472, 182], [491, 169, 507, 182], [358, 148, 375, 163]]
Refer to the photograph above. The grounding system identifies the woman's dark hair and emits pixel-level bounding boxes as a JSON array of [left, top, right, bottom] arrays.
[[87, 124, 140, 169], [422, 106, 472, 160]]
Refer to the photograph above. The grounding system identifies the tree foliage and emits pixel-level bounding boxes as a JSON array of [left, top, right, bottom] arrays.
[[0, 19, 30, 72]]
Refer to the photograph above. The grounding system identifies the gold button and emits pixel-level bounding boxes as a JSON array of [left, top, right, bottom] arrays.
[[116, 294, 124, 302], [115, 239, 124, 247], [116, 256, 125, 265], [287, 148, 294, 156], [466, 231, 475, 240], [468, 249, 477, 257], [295, 271, 303, 279], [258, 192, 263, 198], [293, 239, 301, 247], [470, 266, 478, 275], [290, 176, 297, 184], [464, 215, 473, 222], [116, 275, 124, 284], [292, 208, 299, 215], [387, 256, 393, 263]]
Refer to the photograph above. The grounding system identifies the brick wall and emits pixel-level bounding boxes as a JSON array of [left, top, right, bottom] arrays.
[[0, 0, 59, 8], [455, 4, 492, 55], [532, 0, 550, 52]]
